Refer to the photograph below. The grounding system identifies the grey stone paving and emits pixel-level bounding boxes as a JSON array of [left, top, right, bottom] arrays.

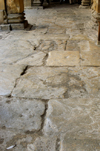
[[0, 4, 100, 151]]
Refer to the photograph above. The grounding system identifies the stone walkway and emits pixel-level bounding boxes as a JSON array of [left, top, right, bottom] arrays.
[[0, 4, 100, 151]]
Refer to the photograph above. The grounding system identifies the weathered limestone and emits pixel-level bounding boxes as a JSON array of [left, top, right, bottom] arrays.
[[12, 67, 100, 99], [0, 5, 100, 151], [46, 51, 80, 66], [0, 38, 46, 65], [43, 98, 100, 136], [0, 64, 25, 96], [80, 40, 100, 66], [27, 136, 57, 151], [60, 134, 100, 151], [0, 97, 45, 132]]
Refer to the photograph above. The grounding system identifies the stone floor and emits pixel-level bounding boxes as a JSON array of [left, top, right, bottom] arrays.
[[0, 3, 100, 151]]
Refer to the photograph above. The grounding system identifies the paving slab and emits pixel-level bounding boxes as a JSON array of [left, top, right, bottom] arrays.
[[46, 51, 80, 66], [0, 97, 45, 132], [0, 64, 25, 96], [12, 67, 100, 99], [44, 98, 100, 138], [80, 41, 100, 66]]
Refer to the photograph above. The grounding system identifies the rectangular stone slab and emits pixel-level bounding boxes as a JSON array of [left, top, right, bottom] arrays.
[[46, 51, 80, 66]]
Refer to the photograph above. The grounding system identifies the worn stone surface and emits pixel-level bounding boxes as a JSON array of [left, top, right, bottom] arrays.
[[0, 96, 45, 132], [80, 41, 100, 66], [0, 4, 100, 151], [46, 51, 80, 66], [60, 134, 100, 151], [12, 67, 100, 99], [16, 52, 46, 66], [0, 64, 25, 96], [43, 98, 100, 137], [27, 136, 57, 151], [12, 67, 68, 99]]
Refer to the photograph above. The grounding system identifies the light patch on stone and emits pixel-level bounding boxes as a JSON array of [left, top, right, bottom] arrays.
[[46, 51, 80, 66]]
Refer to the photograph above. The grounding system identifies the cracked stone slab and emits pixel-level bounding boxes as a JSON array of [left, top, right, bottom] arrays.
[[0, 64, 25, 96], [43, 98, 100, 138], [27, 135, 57, 151], [12, 67, 100, 99], [0, 97, 45, 132], [16, 52, 46, 66], [0, 39, 36, 64], [80, 41, 100, 66], [46, 51, 80, 66], [12, 67, 68, 99]]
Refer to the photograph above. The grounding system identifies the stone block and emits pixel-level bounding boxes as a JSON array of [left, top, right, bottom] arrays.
[[0, 97, 45, 132], [46, 51, 80, 66], [44, 98, 100, 136], [0, 24, 11, 31], [80, 41, 100, 66], [11, 23, 25, 30], [11, 20, 28, 30]]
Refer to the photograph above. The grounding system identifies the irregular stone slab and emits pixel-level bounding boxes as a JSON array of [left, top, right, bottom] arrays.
[[80, 41, 100, 66], [43, 98, 100, 138], [0, 64, 25, 96], [0, 39, 35, 64], [12, 67, 100, 99], [37, 39, 67, 51], [16, 52, 46, 66], [27, 135, 57, 151], [60, 134, 100, 151], [68, 67, 100, 98], [46, 51, 80, 66], [0, 97, 45, 132], [12, 67, 68, 99]]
